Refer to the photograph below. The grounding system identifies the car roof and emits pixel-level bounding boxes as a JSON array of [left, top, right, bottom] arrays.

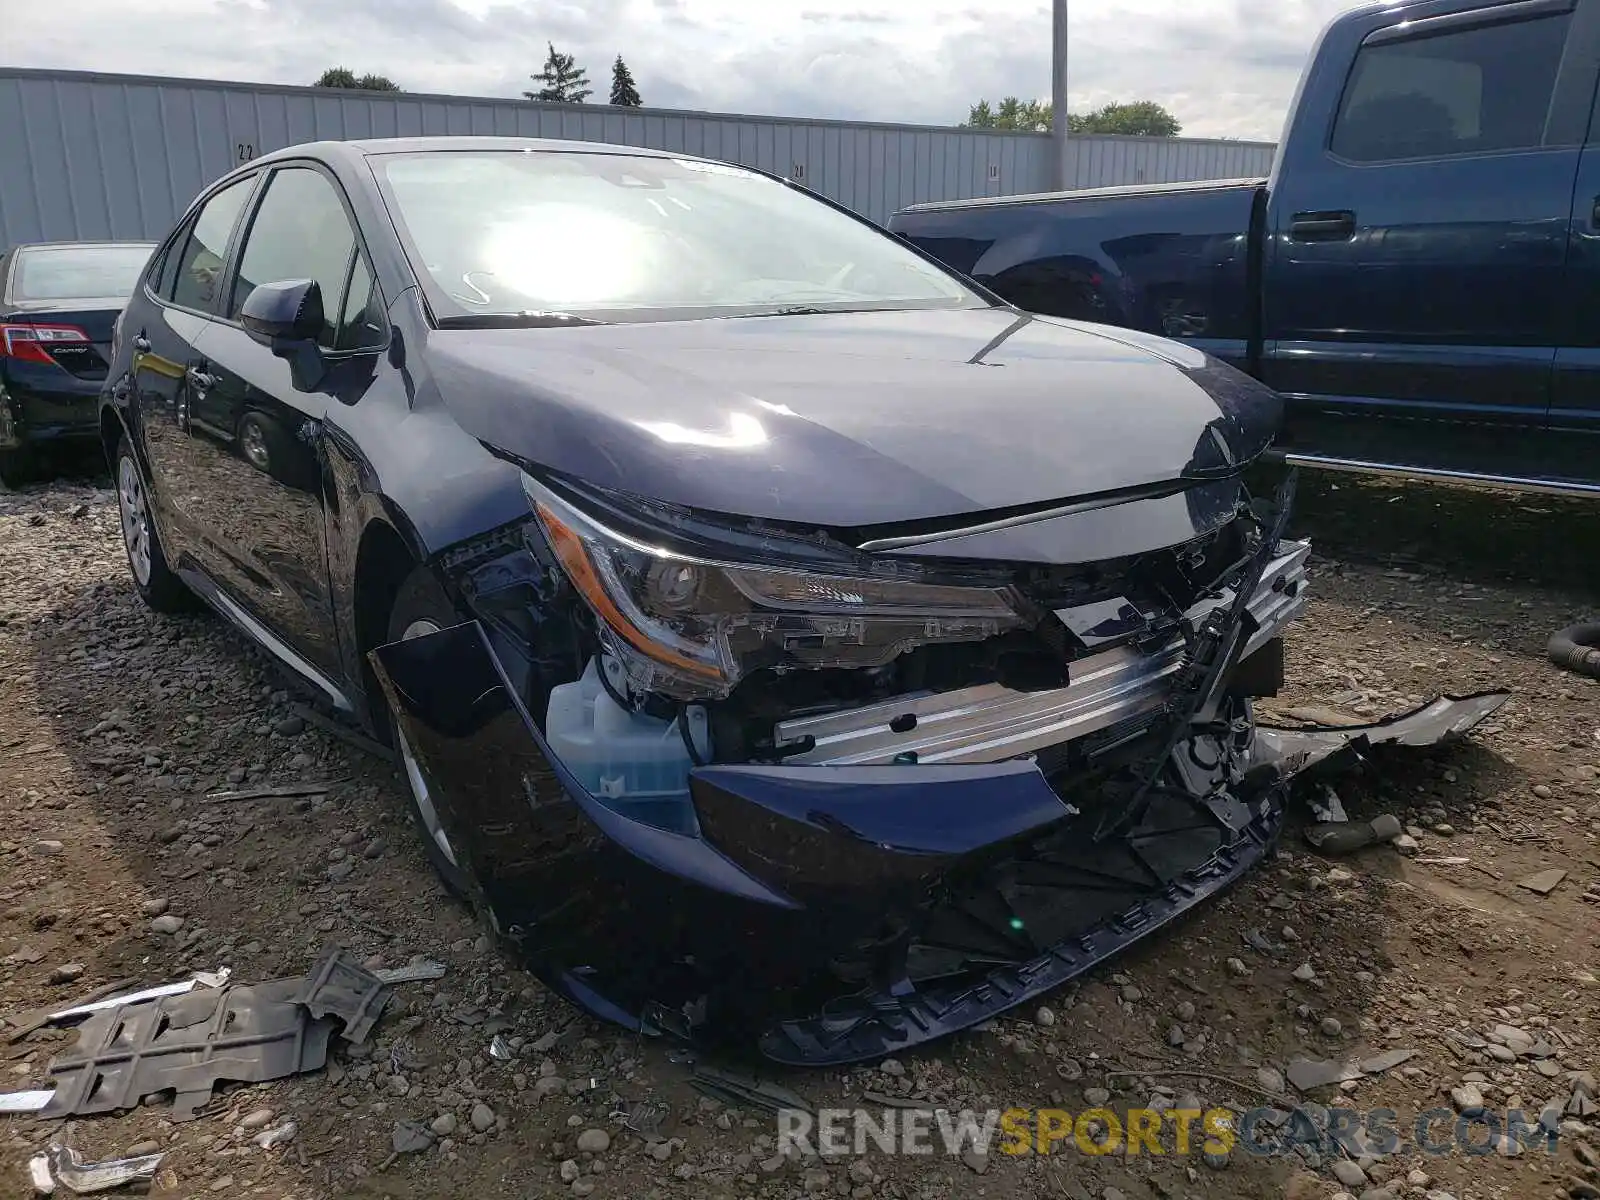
[[249, 135, 690, 170], [1345, 0, 1524, 16], [7, 240, 158, 252]]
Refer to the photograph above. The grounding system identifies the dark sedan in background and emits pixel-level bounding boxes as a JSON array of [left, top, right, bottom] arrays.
[[0, 240, 155, 485], [102, 137, 1312, 1064]]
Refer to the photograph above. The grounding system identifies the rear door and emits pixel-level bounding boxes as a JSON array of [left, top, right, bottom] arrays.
[[1551, 44, 1600, 451], [1262, 0, 1600, 471]]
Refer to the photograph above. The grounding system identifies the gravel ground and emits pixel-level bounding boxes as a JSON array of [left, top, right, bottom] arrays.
[[2, 463, 1599, 1200]]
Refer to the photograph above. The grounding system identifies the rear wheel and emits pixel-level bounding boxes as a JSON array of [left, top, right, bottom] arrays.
[[115, 442, 195, 613], [385, 567, 472, 897]]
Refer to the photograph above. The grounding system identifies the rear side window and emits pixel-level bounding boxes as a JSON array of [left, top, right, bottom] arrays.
[[12, 244, 153, 301], [1330, 14, 1570, 162], [229, 166, 358, 347], [170, 176, 256, 311]]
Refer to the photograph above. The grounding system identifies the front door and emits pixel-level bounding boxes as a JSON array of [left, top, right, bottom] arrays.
[[184, 162, 387, 685], [132, 174, 257, 559], [1262, 0, 1598, 477]]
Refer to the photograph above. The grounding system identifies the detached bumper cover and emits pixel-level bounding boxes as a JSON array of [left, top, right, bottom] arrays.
[[1254, 691, 1511, 776]]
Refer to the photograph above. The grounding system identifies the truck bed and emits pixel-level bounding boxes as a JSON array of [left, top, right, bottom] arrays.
[[892, 178, 1268, 373]]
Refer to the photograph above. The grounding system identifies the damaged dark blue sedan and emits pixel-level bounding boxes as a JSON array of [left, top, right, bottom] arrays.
[[102, 137, 1311, 1065]]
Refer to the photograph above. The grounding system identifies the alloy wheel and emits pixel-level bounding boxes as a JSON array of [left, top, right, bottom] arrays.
[[117, 454, 153, 586], [240, 418, 270, 472]]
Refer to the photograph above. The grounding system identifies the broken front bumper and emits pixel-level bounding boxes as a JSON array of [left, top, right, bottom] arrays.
[[774, 539, 1311, 766], [370, 542, 1311, 1063]]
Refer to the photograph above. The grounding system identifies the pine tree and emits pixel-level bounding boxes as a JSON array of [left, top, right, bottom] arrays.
[[525, 43, 592, 103], [609, 56, 642, 107]]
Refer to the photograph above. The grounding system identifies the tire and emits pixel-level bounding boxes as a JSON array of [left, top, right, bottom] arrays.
[[237, 411, 277, 476], [0, 446, 33, 489], [384, 566, 473, 898], [114, 440, 196, 614]]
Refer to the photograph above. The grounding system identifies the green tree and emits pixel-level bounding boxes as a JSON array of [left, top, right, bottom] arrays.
[[963, 96, 1050, 132], [526, 43, 592, 103], [963, 97, 1182, 137], [1073, 100, 1181, 137], [609, 56, 642, 107], [315, 67, 400, 91]]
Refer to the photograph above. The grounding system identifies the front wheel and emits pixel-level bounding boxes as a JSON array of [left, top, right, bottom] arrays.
[[384, 566, 473, 898], [115, 442, 195, 613]]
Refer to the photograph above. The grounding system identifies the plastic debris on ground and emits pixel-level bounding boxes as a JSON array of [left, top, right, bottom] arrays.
[[4, 979, 137, 1044], [489, 1033, 513, 1061], [255, 1120, 298, 1150], [50, 969, 231, 1023], [1304, 813, 1404, 856], [28, 1153, 54, 1195], [15, 948, 390, 1121], [614, 1097, 676, 1141], [1310, 783, 1348, 824], [689, 1064, 813, 1115], [39, 1143, 166, 1195], [373, 960, 448, 984], [1, 1089, 55, 1112], [1254, 691, 1510, 779]]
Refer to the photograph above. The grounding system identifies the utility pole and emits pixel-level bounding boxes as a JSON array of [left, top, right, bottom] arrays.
[[1052, 0, 1070, 190]]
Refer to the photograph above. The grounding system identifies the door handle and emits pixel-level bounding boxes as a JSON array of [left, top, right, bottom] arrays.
[[1289, 210, 1356, 241], [133, 334, 151, 353], [1591, 195, 1600, 228], [187, 367, 216, 390]]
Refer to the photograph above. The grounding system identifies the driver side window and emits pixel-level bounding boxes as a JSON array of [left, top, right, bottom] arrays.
[[229, 166, 362, 348]]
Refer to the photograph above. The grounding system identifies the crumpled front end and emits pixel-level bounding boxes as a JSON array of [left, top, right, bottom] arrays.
[[370, 471, 1312, 1063]]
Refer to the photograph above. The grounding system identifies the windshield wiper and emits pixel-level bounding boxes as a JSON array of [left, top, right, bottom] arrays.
[[436, 310, 606, 329], [723, 305, 847, 319]]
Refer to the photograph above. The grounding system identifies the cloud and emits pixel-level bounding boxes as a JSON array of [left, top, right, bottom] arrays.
[[4, 0, 1361, 140]]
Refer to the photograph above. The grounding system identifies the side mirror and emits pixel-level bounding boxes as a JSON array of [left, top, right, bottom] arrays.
[[239, 279, 326, 392], [240, 279, 324, 350]]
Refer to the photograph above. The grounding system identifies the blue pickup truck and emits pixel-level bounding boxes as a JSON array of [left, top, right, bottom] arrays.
[[891, 0, 1600, 493]]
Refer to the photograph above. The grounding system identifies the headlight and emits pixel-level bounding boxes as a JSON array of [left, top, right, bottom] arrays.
[[523, 474, 1026, 699]]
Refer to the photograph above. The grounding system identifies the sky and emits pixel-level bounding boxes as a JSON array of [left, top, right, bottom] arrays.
[[7, 0, 1364, 142]]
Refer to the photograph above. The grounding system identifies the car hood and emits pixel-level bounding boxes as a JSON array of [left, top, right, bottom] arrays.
[[427, 306, 1281, 529]]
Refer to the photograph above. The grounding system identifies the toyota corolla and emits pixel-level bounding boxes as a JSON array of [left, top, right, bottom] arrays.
[[102, 137, 1310, 1064]]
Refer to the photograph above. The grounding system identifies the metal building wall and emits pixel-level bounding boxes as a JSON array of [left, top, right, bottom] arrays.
[[0, 68, 1276, 248]]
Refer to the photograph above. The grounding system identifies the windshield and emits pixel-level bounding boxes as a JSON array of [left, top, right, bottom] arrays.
[[372, 150, 982, 322], [11, 244, 154, 302]]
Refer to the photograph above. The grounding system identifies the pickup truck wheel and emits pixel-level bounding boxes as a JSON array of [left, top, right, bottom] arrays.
[[115, 442, 197, 614], [385, 567, 472, 898]]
